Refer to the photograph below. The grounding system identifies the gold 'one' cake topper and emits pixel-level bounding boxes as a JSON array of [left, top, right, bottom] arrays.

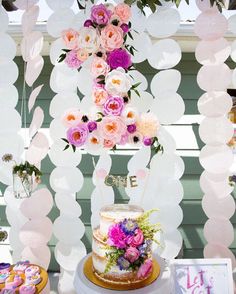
[[104, 175, 138, 188]]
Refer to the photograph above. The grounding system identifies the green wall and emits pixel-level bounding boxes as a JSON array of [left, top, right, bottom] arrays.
[[0, 53, 235, 271]]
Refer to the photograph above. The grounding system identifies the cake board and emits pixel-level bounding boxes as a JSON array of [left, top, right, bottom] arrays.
[[74, 254, 172, 294]]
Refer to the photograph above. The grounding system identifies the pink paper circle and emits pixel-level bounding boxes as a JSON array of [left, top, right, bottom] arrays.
[[204, 218, 234, 247], [196, 0, 217, 12], [21, 245, 51, 269], [96, 168, 107, 179], [194, 11, 227, 41], [202, 194, 235, 219], [204, 244, 236, 268], [197, 64, 231, 91], [195, 38, 230, 65], [26, 132, 49, 165], [136, 169, 147, 179]]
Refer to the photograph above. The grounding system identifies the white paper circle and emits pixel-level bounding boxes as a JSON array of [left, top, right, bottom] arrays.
[[71, 11, 87, 31], [21, 5, 39, 36], [49, 118, 66, 141], [49, 139, 82, 167], [50, 167, 84, 193], [228, 14, 236, 34], [50, 92, 80, 118], [195, 38, 231, 65], [53, 216, 85, 244], [50, 38, 66, 65], [0, 60, 18, 86], [155, 179, 183, 205], [47, 9, 75, 38], [0, 85, 18, 109], [55, 193, 82, 217], [129, 32, 152, 64], [198, 91, 232, 117], [46, 0, 74, 11], [0, 134, 24, 163], [148, 39, 181, 70], [0, 6, 9, 33], [146, 8, 180, 38], [50, 64, 78, 93], [233, 68, 236, 88], [0, 33, 16, 60], [156, 230, 182, 259], [231, 40, 236, 63], [199, 145, 233, 174], [151, 69, 181, 97], [152, 93, 185, 124], [199, 116, 233, 145], [0, 109, 21, 134], [129, 70, 148, 91], [77, 68, 93, 95], [130, 91, 153, 113], [158, 126, 176, 153], [14, 0, 39, 9], [130, 5, 147, 33]]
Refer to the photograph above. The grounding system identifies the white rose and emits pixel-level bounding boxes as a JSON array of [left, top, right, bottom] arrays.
[[122, 107, 138, 124], [78, 27, 100, 53], [105, 67, 132, 96]]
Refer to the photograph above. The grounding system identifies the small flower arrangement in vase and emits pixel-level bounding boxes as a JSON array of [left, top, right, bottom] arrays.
[[2, 154, 42, 199]]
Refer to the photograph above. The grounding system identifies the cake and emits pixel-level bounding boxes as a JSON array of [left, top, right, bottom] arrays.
[[92, 204, 160, 286]]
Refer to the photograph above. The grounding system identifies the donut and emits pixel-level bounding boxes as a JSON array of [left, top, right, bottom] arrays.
[[19, 284, 36, 294]]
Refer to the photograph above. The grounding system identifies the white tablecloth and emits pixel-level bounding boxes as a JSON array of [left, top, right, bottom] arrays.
[[74, 254, 172, 294]]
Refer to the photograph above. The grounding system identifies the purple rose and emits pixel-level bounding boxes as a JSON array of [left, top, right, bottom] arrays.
[[103, 96, 124, 116], [120, 23, 129, 34], [127, 124, 136, 134], [67, 124, 89, 147], [87, 121, 97, 132], [84, 19, 93, 27], [107, 48, 132, 70], [143, 137, 153, 146], [65, 50, 82, 69], [91, 4, 111, 25]]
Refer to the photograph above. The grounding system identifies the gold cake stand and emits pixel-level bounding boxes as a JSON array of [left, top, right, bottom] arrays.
[[84, 256, 161, 291]]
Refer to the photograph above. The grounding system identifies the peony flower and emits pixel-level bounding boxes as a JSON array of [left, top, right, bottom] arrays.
[[91, 57, 110, 77], [100, 24, 124, 52], [129, 132, 143, 146], [105, 68, 132, 95], [65, 50, 82, 69], [77, 48, 89, 62], [124, 247, 140, 263], [62, 29, 79, 50], [114, 3, 131, 23], [62, 109, 82, 128], [122, 107, 138, 124], [98, 116, 126, 142], [103, 96, 124, 116], [104, 139, 115, 149], [66, 124, 89, 147], [117, 257, 130, 270], [136, 113, 159, 138], [87, 121, 97, 132], [85, 131, 103, 154], [119, 132, 129, 145], [137, 259, 153, 279], [127, 124, 136, 134], [108, 223, 127, 249], [91, 4, 112, 25], [92, 87, 109, 106], [126, 228, 144, 247], [143, 137, 153, 146], [78, 27, 100, 53], [107, 48, 132, 70]]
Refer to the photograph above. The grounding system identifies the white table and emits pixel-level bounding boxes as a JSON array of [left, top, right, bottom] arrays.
[[74, 254, 172, 294]]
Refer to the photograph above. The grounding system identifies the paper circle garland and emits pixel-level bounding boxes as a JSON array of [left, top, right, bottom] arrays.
[[228, 14, 236, 34], [55, 193, 82, 217], [46, 0, 75, 11], [0, 6, 9, 33], [0, 33, 16, 60]]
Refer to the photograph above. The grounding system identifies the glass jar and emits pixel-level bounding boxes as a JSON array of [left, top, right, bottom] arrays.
[[13, 171, 33, 199]]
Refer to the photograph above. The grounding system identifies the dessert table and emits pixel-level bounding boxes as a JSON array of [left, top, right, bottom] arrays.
[[74, 254, 172, 294]]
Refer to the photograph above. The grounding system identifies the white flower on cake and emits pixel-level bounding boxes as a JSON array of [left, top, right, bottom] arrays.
[[78, 27, 100, 53], [105, 67, 132, 96]]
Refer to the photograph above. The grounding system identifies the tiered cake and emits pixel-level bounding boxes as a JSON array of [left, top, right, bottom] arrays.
[[92, 204, 154, 285]]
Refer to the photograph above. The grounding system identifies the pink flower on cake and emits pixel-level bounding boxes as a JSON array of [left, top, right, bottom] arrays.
[[77, 48, 89, 62], [105, 68, 132, 95], [137, 259, 153, 279], [124, 247, 140, 263], [103, 96, 124, 116], [126, 228, 144, 247], [91, 4, 112, 25], [62, 29, 79, 50], [91, 57, 110, 77], [62, 109, 82, 128], [108, 224, 127, 249], [114, 3, 131, 23], [78, 27, 100, 53], [67, 124, 89, 147], [92, 87, 109, 106], [65, 50, 82, 69], [100, 24, 123, 52], [98, 116, 126, 142], [136, 113, 159, 138]]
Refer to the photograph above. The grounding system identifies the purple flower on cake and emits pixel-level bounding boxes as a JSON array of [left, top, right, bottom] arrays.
[[124, 247, 140, 263], [108, 223, 127, 249], [107, 49, 132, 70], [103, 96, 124, 116], [65, 50, 82, 69], [126, 228, 144, 247], [127, 124, 136, 134], [91, 4, 112, 25], [138, 240, 152, 256], [67, 124, 89, 147], [120, 219, 138, 235], [137, 259, 153, 279], [87, 121, 97, 132], [117, 257, 130, 271]]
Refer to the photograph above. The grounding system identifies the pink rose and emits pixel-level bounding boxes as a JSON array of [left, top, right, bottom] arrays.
[[91, 57, 110, 77], [101, 24, 124, 52], [98, 116, 126, 142], [103, 96, 124, 116], [62, 29, 79, 50], [92, 87, 109, 106], [126, 228, 144, 247], [91, 4, 112, 25], [77, 48, 89, 62], [114, 3, 131, 23], [137, 259, 153, 279], [124, 247, 140, 263], [104, 139, 115, 148], [108, 224, 127, 249]]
